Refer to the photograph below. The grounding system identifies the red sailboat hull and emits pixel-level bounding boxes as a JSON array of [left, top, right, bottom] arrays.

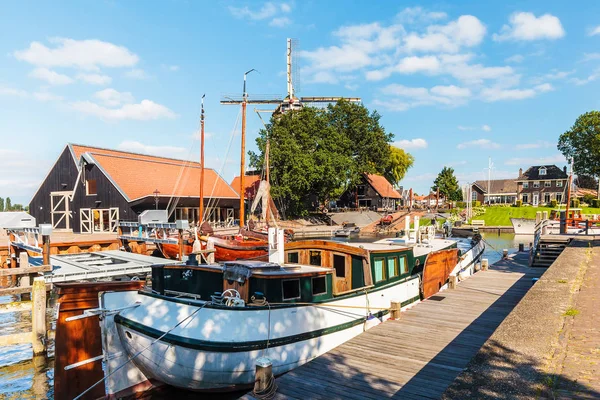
[[159, 234, 268, 262]]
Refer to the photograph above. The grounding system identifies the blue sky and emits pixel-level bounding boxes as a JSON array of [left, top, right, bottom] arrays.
[[1, 1, 600, 204]]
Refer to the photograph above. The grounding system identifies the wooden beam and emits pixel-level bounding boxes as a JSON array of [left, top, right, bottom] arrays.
[[0, 301, 32, 314], [0, 265, 52, 277], [0, 284, 52, 296], [0, 332, 31, 347]]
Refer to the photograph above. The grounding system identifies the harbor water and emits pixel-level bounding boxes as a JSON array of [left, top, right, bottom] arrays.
[[0, 233, 533, 399]]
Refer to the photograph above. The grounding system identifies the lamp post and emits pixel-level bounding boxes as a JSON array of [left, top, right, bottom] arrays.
[[153, 189, 160, 210]]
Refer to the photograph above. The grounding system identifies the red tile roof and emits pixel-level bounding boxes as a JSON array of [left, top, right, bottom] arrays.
[[69, 144, 239, 201], [365, 174, 401, 199]]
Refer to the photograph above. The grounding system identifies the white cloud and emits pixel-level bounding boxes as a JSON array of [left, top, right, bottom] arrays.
[[430, 85, 471, 98], [582, 53, 600, 62], [168, 65, 179, 71], [457, 125, 491, 131], [0, 86, 28, 97], [457, 139, 500, 150], [404, 15, 486, 53], [515, 141, 553, 150], [76, 73, 112, 85], [396, 7, 447, 24], [377, 83, 471, 111], [70, 99, 177, 121], [505, 54, 524, 63], [569, 69, 600, 86], [270, 17, 291, 28], [117, 141, 189, 159], [505, 154, 566, 166], [589, 26, 600, 36], [14, 37, 139, 71], [480, 83, 553, 102], [482, 124, 491, 132], [93, 88, 135, 107], [393, 138, 428, 150], [125, 69, 149, 79], [531, 69, 574, 84], [33, 92, 63, 102], [29, 67, 73, 85], [493, 12, 565, 42]]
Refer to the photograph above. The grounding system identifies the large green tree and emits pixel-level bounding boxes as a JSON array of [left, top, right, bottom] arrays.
[[576, 174, 598, 190], [5, 197, 12, 211], [249, 100, 403, 216], [558, 111, 600, 188], [385, 146, 414, 187], [432, 167, 462, 201], [0, 197, 4, 212]]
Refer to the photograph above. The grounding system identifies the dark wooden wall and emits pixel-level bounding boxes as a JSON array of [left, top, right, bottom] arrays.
[[337, 177, 382, 209], [29, 146, 78, 229]]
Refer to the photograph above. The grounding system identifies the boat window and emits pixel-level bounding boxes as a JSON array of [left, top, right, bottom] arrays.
[[387, 257, 398, 278], [282, 279, 301, 300], [287, 252, 299, 264], [399, 256, 408, 274], [333, 254, 346, 277], [309, 251, 322, 266], [312, 276, 327, 296], [374, 258, 385, 282]]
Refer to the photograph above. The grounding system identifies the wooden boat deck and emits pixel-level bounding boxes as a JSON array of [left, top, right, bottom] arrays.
[[242, 253, 543, 400]]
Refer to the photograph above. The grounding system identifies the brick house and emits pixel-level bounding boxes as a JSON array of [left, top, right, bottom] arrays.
[[516, 165, 568, 206]]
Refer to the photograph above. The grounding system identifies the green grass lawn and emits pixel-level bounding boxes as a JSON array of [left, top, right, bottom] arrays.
[[475, 206, 600, 226]]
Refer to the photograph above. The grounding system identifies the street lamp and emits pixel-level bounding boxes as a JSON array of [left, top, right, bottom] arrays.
[[153, 189, 160, 210]]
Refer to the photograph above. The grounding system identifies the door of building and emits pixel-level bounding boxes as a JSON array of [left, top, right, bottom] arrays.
[[50, 191, 72, 231], [80, 208, 93, 233], [533, 193, 539, 206]]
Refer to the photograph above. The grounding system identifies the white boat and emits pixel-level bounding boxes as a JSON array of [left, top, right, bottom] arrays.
[[55, 231, 485, 398], [510, 217, 536, 235]]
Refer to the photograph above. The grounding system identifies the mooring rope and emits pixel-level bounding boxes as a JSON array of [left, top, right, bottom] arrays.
[[73, 302, 207, 400]]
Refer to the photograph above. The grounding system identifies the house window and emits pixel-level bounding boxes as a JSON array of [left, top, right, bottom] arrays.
[[544, 181, 551, 187], [282, 279, 301, 300], [312, 276, 327, 296], [309, 251, 321, 266], [287, 252, 298, 264], [533, 181, 540, 188], [471, 191, 477, 201], [523, 182, 529, 189], [544, 193, 551, 203], [399, 256, 408, 274], [522, 194, 529, 203], [333, 254, 346, 278], [387, 257, 398, 278], [556, 181, 563, 187], [374, 258, 385, 282], [86, 179, 97, 195], [539, 167, 547, 176], [556, 193, 563, 203]]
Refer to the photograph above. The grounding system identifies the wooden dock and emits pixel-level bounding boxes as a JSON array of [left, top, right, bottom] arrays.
[[244, 253, 543, 400]]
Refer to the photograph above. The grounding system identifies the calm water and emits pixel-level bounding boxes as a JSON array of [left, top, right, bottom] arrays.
[[0, 232, 532, 399]]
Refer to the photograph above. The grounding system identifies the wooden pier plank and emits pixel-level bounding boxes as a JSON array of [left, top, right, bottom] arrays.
[[244, 254, 542, 400]]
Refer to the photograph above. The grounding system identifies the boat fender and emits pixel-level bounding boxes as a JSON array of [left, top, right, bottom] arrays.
[[235, 233, 244, 241]]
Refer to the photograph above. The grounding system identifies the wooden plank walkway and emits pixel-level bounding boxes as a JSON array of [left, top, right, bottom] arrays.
[[243, 253, 543, 400]]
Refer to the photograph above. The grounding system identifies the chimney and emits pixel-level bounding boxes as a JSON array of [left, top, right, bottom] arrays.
[[518, 168, 523, 177], [563, 166, 567, 174]]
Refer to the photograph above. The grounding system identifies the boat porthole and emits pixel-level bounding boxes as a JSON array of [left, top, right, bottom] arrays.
[[126, 331, 132, 340]]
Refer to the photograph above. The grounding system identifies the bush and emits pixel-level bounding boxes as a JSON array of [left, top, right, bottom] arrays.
[[583, 194, 596, 204], [472, 206, 486, 217], [472, 200, 481, 207], [456, 201, 466, 208], [514, 200, 522, 207], [571, 198, 580, 208], [550, 200, 557, 208]]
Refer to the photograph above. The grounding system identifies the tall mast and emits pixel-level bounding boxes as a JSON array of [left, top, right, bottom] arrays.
[[287, 38, 294, 100], [239, 69, 256, 228], [199, 94, 205, 223], [265, 139, 270, 223], [487, 157, 492, 205]]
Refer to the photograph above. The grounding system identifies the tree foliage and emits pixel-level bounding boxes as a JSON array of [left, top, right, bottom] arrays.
[[576, 174, 598, 190], [6, 197, 11, 211], [0, 197, 3, 212], [249, 100, 407, 216], [558, 111, 600, 179], [432, 167, 462, 201], [385, 146, 414, 187]]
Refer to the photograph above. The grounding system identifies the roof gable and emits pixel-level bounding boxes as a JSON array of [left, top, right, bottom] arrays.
[[473, 179, 518, 194], [70, 144, 239, 201], [364, 174, 401, 199]]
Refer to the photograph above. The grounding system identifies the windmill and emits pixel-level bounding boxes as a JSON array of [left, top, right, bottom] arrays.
[[220, 38, 362, 227]]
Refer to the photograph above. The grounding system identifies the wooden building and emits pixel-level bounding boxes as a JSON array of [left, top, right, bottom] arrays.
[[337, 174, 401, 211], [29, 144, 240, 233]]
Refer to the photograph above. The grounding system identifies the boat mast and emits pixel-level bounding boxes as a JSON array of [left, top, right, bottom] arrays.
[[199, 94, 205, 223], [240, 69, 256, 228], [265, 138, 270, 224]]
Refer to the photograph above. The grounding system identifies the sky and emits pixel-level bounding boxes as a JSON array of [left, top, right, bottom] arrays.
[[1, 1, 600, 204]]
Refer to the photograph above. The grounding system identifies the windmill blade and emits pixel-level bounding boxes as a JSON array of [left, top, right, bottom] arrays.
[[300, 96, 361, 103], [220, 94, 283, 105]]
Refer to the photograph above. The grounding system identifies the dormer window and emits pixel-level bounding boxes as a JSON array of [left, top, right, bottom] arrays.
[[539, 167, 547, 176]]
